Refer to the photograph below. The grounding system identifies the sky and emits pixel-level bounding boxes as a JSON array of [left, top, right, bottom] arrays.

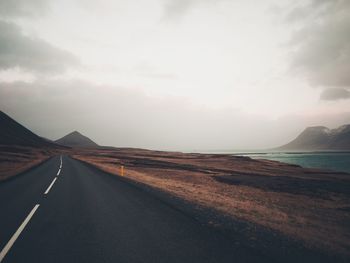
[[0, 0, 350, 150]]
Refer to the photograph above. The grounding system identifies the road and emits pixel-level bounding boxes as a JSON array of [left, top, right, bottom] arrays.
[[0, 155, 260, 263]]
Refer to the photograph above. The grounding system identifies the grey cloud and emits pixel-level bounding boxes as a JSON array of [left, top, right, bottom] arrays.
[[287, 0, 350, 92], [0, 0, 48, 18], [0, 80, 306, 150], [0, 20, 79, 73], [163, 0, 194, 19], [320, 88, 350, 101], [2, 80, 350, 150], [162, 0, 225, 20], [285, 0, 331, 23]]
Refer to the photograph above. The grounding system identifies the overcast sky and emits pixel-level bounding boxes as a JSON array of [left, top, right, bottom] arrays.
[[1, 0, 350, 150]]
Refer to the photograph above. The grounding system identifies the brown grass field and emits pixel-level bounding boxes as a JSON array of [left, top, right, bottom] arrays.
[[72, 148, 350, 260], [0, 145, 57, 181]]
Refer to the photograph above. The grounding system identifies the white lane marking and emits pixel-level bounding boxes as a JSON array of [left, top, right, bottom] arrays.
[[44, 177, 57, 195], [0, 204, 40, 262], [59, 155, 63, 169], [58, 155, 63, 172]]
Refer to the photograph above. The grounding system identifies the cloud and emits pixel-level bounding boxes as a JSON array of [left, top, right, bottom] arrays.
[[0, 20, 79, 74], [163, 0, 195, 19], [0, 79, 300, 150], [320, 88, 350, 101], [162, 0, 225, 20], [2, 79, 350, 150], [0, 0, 48, 18], [287, 0, 350, 96]]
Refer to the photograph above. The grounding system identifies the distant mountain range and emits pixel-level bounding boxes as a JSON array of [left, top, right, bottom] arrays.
[[278, 124, 350, 151], [0, 111, 61, 148], [55, 131, 99, 148]]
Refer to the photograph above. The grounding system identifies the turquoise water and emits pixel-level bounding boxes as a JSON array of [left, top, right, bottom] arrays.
[[238, 152, 350, 174]]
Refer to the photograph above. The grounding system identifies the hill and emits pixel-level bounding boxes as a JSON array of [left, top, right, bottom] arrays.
[[0, 111, 60, 147], [0, 110, 63, 180], [55, 131, 98, 148], [278, 124, 350, 151]]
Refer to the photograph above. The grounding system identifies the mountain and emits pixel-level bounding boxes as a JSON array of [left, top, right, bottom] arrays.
[[278, 124, 350, 151], [55, 131, 99, 148], [0, 111, 60, 147]]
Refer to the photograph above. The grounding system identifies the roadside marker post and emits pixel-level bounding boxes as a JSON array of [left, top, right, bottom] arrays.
[[120, 165, 124, 176]]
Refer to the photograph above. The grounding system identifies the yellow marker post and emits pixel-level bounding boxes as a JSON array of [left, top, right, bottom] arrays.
[[120, 165, 124, 176]]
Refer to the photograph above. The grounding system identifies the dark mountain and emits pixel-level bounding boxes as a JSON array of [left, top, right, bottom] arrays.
[[55, 131, 98, 148], [278, 124, 350, 151], [0, 111, 61, 147]]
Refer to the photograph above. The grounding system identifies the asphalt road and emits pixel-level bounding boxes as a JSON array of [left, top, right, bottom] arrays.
[[0, 155, 260, 263]]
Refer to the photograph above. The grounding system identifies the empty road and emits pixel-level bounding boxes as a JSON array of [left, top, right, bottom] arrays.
[[0, 155, 260, 263]]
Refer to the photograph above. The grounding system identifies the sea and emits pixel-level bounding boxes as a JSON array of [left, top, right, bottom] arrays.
[[237, 152, 350, 174], [192, 150, 350, 174]]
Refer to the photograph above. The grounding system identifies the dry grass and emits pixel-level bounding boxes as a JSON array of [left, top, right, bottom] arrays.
[[0, 145, 56, 181], [73, 148, 350, 257]]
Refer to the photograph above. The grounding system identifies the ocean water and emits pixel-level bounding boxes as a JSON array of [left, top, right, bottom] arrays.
[[238, 152, 350, 174]]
